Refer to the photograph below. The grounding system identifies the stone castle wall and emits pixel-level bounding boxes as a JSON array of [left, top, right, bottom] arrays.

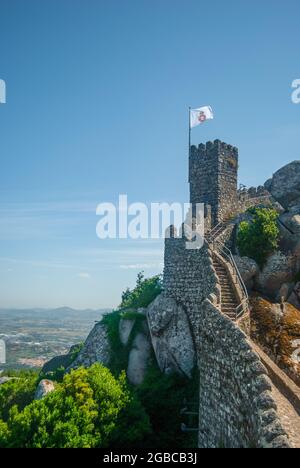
[[162, 139, 294, 447], [196, 298, 290, 448], [164, 231, 217, 309], [163, 229, 290, 448], [189, 140, 238, 225]]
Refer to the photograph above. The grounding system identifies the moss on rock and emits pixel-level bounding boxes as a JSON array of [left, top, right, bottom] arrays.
[[250, 294, 300, 386]]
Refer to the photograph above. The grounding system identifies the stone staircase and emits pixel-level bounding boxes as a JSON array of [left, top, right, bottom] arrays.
[[207, 218, 249, 322], [206, 220, 230, 244], [212, 256, 240, 321]]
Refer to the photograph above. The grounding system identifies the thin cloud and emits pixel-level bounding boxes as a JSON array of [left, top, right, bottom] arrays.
[[120, 263, 163, 270], [77, 272, 91, 279]]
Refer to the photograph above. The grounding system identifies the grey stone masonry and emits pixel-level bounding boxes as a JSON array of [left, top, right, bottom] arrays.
[[163, 231, 291, 447], [161, 139, 298, 447], [189, 140, 238, 226], [164, 227, 219, 337], [196, 298, 291, 448]]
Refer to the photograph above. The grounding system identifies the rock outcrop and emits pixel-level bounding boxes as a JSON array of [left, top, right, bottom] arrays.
[[265, 161, 300, 209], [255, 252, 296, 300], [42, 343, 82, 374], [280, 207, 300, 234], [233, 255, 259, 291], [35, 379, 55, 400], [123, 309, 153, 386], [119, 317, 135, 346], [250, 295, 300, 386], [127, 332, 151, 385], [288, 282, 300, 310], [147, 294, 195, 378], [67, 323, 110, 371]]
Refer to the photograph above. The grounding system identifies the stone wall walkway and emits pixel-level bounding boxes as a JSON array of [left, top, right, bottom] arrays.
[[271, 384, 300, 448]]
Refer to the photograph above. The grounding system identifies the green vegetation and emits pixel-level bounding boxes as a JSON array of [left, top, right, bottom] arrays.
[[40, 366, 66, 383], [0, 273, 198, 448], [68, 342, 84, 361], [237, 207, 280, 267], [40, 342, 84, 383], [120, 272, 162, 309], [1, 368, 39, 379], [136, 363, 199, 448], [0, 364, 150, 448], [0, 370, 39, 422], [101, 309, 128, 375], [102, 272, 162, 375]]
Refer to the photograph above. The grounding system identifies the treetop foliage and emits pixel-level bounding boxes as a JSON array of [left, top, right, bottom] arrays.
[[237, 207, 279, 267]]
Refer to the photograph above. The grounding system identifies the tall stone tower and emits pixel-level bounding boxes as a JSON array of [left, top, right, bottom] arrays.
[[189, 139, 238, 226]]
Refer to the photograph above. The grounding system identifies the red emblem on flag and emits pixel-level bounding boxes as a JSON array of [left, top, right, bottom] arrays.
[[198, 111, 206, 123]]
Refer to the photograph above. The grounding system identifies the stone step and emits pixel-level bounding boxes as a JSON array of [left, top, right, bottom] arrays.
[[223, 314, 237, 320]]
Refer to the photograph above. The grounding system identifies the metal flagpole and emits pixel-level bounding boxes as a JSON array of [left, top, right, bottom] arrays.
[[188, 106, 191, 159]]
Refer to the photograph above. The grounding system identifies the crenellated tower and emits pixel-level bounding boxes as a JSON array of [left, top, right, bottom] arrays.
[[189, 139, 238, 226]]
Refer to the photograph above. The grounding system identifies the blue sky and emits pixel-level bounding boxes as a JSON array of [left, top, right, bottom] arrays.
[[0, 0, 299, 308]]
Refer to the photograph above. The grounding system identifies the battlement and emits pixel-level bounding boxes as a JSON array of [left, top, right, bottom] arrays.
[[190, 139, 238, 159]]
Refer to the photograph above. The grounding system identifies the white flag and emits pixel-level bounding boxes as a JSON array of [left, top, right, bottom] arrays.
[[190, 106, 214, 128]]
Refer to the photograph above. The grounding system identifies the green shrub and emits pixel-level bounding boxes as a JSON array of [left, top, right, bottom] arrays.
[[237, 207, 279, 267], [39, 366, 66, 383], [101, 309, 128, 375], [120, 272, 162, 309], [0, 364, 150, 448], [102, 273, 162, 375], [0, 271, 199, 449], [0, 371, 38, 422]]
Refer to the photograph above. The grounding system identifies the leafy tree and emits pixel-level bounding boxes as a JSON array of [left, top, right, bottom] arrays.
[[119, 272, 162, 309], [0, 371, 38, 422], [0, 364, 150, 448], [237, 207, 279, 267], [0, 420, 9, 446]]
